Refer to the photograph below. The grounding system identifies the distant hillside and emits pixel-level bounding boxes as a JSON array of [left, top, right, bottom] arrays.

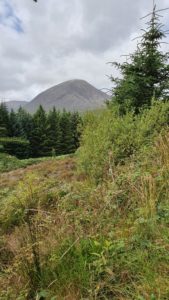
[[6, 101, 27, 111], [24, 79, 108, 113]]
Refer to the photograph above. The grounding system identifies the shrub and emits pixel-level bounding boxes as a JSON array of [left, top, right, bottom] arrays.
[[77, 109, 135, 182], [77, 101, 169, 182]]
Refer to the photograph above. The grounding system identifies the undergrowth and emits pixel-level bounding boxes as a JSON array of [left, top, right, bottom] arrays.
[[0, 153, 69, 173], [0, 102, 169, 299]]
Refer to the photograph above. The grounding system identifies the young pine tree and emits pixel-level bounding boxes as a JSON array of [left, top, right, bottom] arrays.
[[111, 5, 169, 113]]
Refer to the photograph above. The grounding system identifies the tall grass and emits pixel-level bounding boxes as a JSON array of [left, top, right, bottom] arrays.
[[0, 103, 169, 299]]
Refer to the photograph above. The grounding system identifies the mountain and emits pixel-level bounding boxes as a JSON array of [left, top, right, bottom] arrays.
[[6, 101, 27, 111], [25, 79, 108, 113]]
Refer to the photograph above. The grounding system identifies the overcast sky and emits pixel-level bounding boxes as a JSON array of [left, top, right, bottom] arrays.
[[0, 0, 169, 102]]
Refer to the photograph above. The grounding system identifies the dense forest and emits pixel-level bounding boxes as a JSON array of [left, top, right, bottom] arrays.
[[0, 103, 81, 158]]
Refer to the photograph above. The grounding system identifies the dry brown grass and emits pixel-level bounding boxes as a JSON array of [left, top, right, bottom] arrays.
[[0, 157, 76, 189]]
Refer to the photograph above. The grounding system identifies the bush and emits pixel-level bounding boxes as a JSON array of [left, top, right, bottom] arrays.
[[77, 109, 136, 182], [77, 101, 169, 182], [136, 100, 169, 148]]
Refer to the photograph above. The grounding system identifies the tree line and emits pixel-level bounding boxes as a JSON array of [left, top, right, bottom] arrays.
[[0, 103, 81, 158]]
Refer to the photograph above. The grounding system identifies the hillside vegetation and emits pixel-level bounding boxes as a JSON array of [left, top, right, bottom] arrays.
[[0, 101, 169, 299], [1, 5, 169, 300], [0, 153, 68, 174]]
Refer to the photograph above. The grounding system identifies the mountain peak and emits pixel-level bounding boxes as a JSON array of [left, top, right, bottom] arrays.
[[24, 79, 108, 113]]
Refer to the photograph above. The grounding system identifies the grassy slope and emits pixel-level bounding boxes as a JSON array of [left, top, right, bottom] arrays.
[[0, 132, 169, 299], [0, 153, 68, 174]]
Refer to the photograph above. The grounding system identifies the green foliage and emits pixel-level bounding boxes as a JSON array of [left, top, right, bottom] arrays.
[[30, 105, 48, 157], [60, 110, 75, 154], [71, 112, 81, 151], [78, 101, 169, 182], [77, 108, 135, 181], [46, 108, 61, 156], [45, 238, 93, 295], [135, 100, 169, 146], [110, 7, 169, 113], [8, 109, 21, 137], [16, 107, 34, 139], [0, 103, 9, 134], [1, 104, 81, 159], [0, 129, 169, 299], [0, 126, 8, 137], [0, 137, 30, 159], [1, 27, 169, 296], [0, 153, 67, 173]]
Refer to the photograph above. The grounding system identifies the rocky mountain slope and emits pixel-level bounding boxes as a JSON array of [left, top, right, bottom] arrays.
[[24, 79, 108, 113]]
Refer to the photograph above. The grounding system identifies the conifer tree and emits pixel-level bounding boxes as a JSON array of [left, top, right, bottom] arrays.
[[46, 108, 61, 156], [0, 104, 30, 158], [17, 107, 33, 139], [0, 103, 9, 136], [70, 112, 81, 152], [29, 105, 48, 157], [111, 5, 169, 113], [1, 102, 81, 158], [60, 110, 74, 154], [9, 109, 21, 137]]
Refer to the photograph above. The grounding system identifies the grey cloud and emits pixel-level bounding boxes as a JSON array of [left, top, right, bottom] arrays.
[[0, 0, 168, 101], [73, 0, 150, 52]]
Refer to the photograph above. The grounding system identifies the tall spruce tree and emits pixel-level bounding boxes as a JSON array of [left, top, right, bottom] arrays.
[[111, 5, 169, 113], [60, 110, 74, 154], [70, 112, 81, 152], [46, 108, 61, 156], [8, 110, 20, 137], [29, 105, 48, 157], [0, 103, 9, 136], [17, 107, 33, 139]]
